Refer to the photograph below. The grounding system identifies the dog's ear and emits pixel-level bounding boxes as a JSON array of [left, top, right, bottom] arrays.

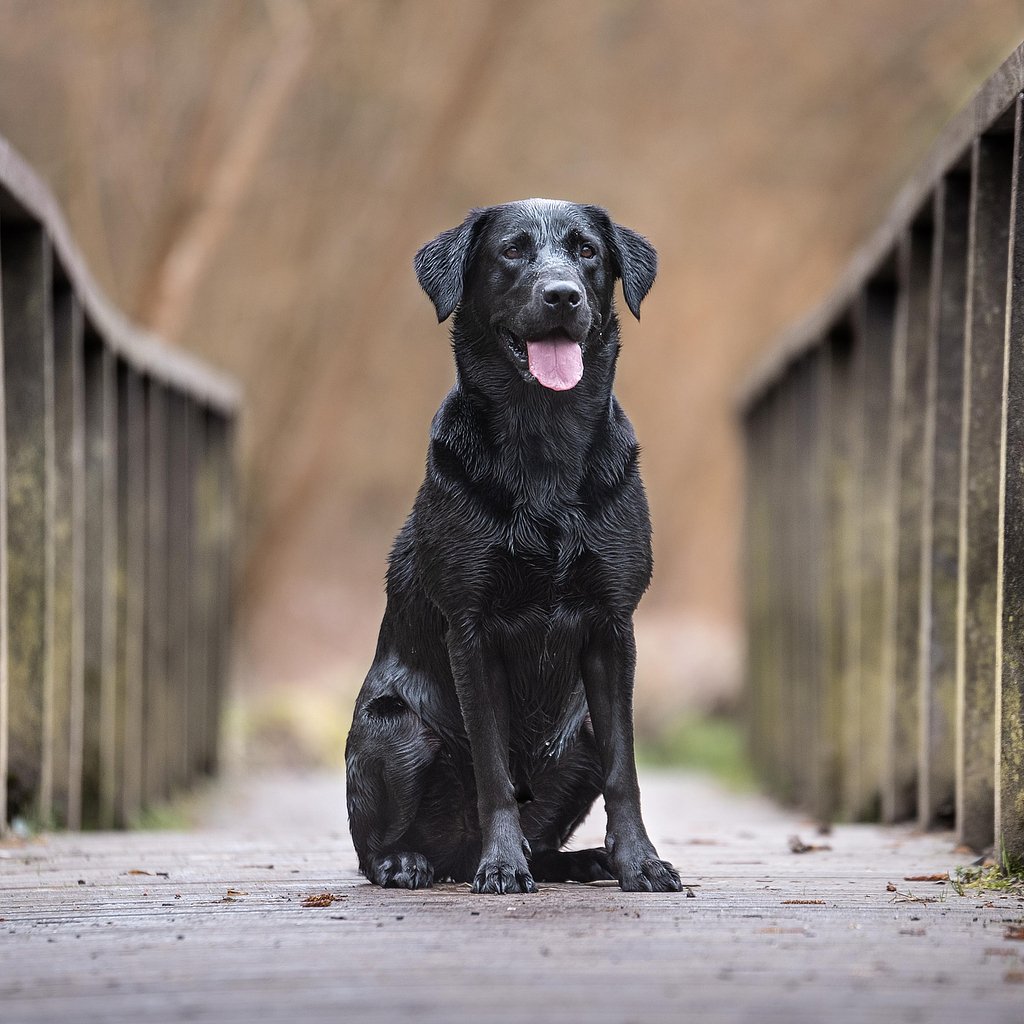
[[611, 224, 658, 320], [414, 208, 491, 323], [585, 207, 658, 320]]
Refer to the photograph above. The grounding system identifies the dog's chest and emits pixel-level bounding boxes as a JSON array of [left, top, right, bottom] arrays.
[[488, 505, 629, 623]]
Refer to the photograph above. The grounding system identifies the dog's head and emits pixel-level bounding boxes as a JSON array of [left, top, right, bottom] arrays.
[[414, 199, 657, 392]]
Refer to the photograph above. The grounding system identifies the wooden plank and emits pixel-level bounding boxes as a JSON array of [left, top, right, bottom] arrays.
[[956, 131, 1013, 852], [50, 282, 85, 829], [189, 405, 210, 779], [805, 346, 834, 824], [142, 382, 169, 808], [919, 173, 970, 831], [3, 773, 1024, 1024], [996, 95, 1024, 865], [117, 365, 146, 826], [821, 322, 856, 824], [883, 218, 934, 823], [166, 392, 191, 791], [82, 337, 118, 827], [758, 387, 785, 799], [742, 395, 770, 783], [777, 369, 799, 805], [0, 230, 8, 830], [209, 412, 235, 774], [839, 305, 867, 822], [850, 278, 899, 821], [1, 220, 53, 828], [787, 359, 810, 808]]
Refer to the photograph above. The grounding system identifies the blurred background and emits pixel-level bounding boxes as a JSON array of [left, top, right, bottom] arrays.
[[0, 0, 1021, 771]]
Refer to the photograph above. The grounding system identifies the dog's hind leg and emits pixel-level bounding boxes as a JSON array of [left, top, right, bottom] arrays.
[[345, 691, 441, 889], [522, 729, 614, 882]]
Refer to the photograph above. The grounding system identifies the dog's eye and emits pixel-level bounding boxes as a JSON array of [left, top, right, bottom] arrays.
[[580, 243, 597, 259], [503, 245, 521, 260]]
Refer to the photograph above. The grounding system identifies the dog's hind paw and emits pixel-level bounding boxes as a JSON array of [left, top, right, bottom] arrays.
[[529, 847, 615, 883], [370, 852, 435, 889], [472, 858, 537, 895], [617, 857, 683, 893]]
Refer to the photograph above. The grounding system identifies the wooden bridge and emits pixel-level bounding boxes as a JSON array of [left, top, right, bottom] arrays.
[[743, 39, 1024, 868], [4, 35, 1024, 1024]]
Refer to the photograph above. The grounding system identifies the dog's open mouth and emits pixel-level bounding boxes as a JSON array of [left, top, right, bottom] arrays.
[[525, 332, 584, 391]]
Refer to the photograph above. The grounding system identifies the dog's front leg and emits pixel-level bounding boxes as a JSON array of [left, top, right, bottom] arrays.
[[448, 629, 536, 894], [582, 623, 682, 892]]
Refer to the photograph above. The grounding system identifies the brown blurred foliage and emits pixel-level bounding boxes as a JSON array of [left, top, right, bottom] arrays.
[[0, 0, 1021, 716]]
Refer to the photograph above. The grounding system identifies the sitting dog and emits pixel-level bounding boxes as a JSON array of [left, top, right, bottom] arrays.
[[345, 199, 682, 894]]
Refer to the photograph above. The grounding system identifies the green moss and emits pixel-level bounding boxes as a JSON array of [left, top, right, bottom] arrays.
[[950, 858, 1024, 899], [636, 714, 757, 790]]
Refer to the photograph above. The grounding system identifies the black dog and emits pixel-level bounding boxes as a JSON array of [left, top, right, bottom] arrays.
[[345, 199, 682, 894]]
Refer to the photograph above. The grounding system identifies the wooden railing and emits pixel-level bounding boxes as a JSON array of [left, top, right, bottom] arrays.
[[0, 136, 239, 831], [742, 42, 1024, 862]]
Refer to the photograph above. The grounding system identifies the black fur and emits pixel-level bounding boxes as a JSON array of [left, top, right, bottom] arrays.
[[345, 199, 681, 895]]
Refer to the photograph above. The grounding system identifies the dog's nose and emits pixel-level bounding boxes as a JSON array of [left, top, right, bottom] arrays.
[[542, 281, 582, 308]]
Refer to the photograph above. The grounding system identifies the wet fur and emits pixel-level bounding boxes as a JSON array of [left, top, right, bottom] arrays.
[[345, 199, 682, 894]]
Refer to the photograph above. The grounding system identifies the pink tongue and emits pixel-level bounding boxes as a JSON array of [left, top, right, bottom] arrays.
[[526, 337, 584, 391]]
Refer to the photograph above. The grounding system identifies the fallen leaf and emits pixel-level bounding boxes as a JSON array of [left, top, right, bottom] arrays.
[[1005, 925, 1024, 941], [302, 891, 345, 908], [904, 874, 948, 882], [226, 889, 249, 897], [125, 870, 153, 876], [782, 899, 826, 905]]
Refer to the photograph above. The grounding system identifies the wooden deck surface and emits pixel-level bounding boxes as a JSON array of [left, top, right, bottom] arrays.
[[2, 770, 1023, 1023]]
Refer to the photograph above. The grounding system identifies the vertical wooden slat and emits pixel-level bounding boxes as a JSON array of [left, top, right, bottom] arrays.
[[823, 322, 856, 823], [743, 394, 770, 786], [1, 221, 53, 827], [996, 94, 1024, 865], [209, 412, 235, 776], [839, 309, 867, 821], [919, 173, 970, 830], [757, 387, 784, 798], [166, 392, 191, 791], [849, 278, 899, 821], [805, 346, 835, 823], [0, 230, 6, 831], [189, 404, 209, 779], [776, 370, 799, 804], [883, 218, 934, 823], [82, 336, 118, 827], [956, 130, 1013, 851], [784, 361, 805, 807], [143, 381, 169, 807], [51, 283, 85, 828], [117, 366, 146, 825]]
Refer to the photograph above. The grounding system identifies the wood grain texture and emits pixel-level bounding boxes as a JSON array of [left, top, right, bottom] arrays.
[[2, 771, 1022, 1024]]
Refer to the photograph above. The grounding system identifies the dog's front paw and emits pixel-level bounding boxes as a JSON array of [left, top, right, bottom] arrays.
[[617, 856, 683, 893], [472, 857, 537, 895]]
